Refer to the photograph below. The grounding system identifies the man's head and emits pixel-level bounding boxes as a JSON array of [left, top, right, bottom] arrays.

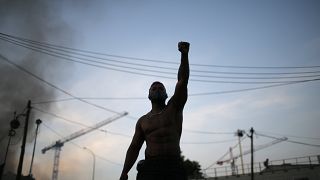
[[148, 81, 168, 103]]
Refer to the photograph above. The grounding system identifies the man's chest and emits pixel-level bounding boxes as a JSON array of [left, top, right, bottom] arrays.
[[141, 111, 180, 135]]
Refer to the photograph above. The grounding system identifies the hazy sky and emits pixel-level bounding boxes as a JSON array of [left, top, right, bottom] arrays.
[[0, 0, 320, 180]]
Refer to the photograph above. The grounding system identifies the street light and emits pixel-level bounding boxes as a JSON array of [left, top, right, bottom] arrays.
[[29, 119, 42, 177], [83, 147, 96, 180]]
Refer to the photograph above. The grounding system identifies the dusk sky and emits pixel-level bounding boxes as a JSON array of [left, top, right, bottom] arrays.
[[0, 0, 320, 180]]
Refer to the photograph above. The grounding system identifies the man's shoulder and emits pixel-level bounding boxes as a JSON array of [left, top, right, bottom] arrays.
[[166, 98, 184, 112], [137, 112, 150, 124]]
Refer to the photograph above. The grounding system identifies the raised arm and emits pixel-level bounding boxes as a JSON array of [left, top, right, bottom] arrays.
[[120, 120, 144, 180], [170, 42, 190, 110]]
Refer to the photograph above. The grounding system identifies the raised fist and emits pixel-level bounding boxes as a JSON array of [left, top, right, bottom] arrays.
[[178, 41, 190, 54]]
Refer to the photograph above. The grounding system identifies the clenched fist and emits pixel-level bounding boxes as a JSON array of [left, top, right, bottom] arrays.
[[178, 41, 190, 54]]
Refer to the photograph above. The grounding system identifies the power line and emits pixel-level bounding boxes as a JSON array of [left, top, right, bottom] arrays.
[[257, 130, 320, 140], [102, 130, 131, 138], [3, 34, 320, 77], [36, 107, 243, 142], [204, 138, 245, 170], [1, 34, 320, 103], [256, 132, 320, 148], [0, 37, 178, 80], [33, 107, 93, 128], [0, 34, 179, 71], [1, 36, 320, 84], [34, 107, 131, 138], [2, 32, 320, 69], [30, 77, 320, 105], [3, 34, 320, 79], [285, 140, 320, 148], [189, 78, 320, 96], [42, 122, 65, 138], [34, 107, 246, 140], [0, 53, 123, 115], [95, 154, 122, 166], [66, 141, 122, 166], [32, 97, 147, 105], [2, 35, 320, 78], [181, 139, 237, 145], [183, 129, 234, 135]]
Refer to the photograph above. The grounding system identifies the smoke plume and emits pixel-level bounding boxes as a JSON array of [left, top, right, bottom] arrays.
[[0, 0, 74, 178]]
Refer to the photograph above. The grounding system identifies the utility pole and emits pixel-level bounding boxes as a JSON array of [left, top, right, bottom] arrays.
[[0, 130, 16, 180], [248, 127, 255, 180], [236, 129, 245, 174], [1, 111, 20, 180], [16, 100, 32, 180]]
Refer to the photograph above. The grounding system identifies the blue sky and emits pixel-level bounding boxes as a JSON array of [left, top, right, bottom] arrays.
[[0, 0, 320, 179]]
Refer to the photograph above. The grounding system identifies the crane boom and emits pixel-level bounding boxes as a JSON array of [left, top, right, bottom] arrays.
[[217, 137, 288, 165], [42, 112, 127, 154], [41, 112, 127, 180]]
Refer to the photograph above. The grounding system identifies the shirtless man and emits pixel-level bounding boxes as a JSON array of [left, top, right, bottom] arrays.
[[120, 42, 190, 180]]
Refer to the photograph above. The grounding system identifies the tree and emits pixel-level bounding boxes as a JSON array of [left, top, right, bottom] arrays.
[[181, 154, 204, 179]]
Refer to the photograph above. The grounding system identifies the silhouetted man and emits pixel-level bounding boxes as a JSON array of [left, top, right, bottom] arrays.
[[119, 42, 190, 180], [263, 158, 269, 168]]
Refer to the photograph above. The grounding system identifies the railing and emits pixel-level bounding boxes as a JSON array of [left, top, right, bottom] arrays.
[[203, 154, 320, 178]]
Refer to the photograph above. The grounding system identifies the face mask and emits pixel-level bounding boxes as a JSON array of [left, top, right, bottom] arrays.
[[148, 90, 168, 103]]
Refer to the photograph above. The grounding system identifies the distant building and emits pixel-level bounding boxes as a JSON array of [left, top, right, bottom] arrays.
[[201, 155, 320, 180]]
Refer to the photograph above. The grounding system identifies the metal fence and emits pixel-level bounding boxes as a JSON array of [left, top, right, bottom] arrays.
[[203, 154, 320, 178]]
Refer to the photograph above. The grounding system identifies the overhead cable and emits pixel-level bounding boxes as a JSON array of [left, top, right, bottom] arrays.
[[34, 107, 131, 138], [256, 132, 320, 148], [2, 36, 320, 84], [257, 130, 320, 140], [1, 32, 320, 69], [2, 35, 320, 77], [1, 36, 320, 84], [183, 129, 234, 135], [30, 77, 320, 105], [181, 139, 237, 144], [189, 78, 320, 96], [0, 53, 123, 115]]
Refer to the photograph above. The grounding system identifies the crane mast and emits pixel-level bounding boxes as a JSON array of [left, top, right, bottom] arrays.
[[42, 112, 128, 180]]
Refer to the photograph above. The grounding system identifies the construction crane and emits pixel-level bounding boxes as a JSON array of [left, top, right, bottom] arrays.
[[205, 136, 287, 171], [42, 112, 128, 180], [215, 136, 288, 174]]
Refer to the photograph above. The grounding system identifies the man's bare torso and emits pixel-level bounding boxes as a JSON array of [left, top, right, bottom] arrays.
[[119, 42, 189, 180], [139, 102, 183, 158]]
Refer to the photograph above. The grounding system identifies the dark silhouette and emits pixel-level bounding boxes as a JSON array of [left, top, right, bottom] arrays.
[[181, 155, 204, 179], [263, 158, 269, 168], [120, 42, 190, 180]]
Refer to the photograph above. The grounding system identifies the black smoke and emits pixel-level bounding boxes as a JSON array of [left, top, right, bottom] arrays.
[[0, 0, 74, 178]]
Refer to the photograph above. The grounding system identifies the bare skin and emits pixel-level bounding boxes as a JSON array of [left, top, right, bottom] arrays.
[[120, 42, 190, 180]]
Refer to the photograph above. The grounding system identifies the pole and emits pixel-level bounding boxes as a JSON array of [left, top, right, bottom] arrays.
[[249, 127, 254, 180], [237, 130, 245, 174], [0, 130, 15, 180], [83, 147, 96, 180], [16, 100, 31, 180], [29, 119, 42, 176]]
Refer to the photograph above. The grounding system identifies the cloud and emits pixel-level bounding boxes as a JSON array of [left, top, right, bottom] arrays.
[[184, 88, 296, 131]]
